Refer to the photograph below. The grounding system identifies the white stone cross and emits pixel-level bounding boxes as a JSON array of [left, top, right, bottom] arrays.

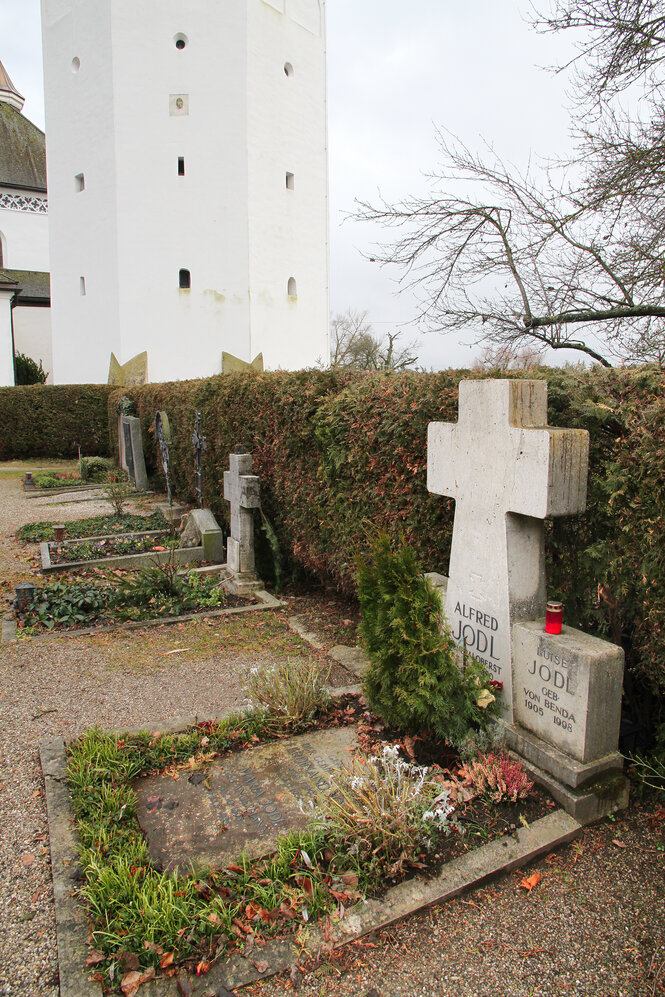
[[223, 452, 261, 575], [427, 379, 589, 717]]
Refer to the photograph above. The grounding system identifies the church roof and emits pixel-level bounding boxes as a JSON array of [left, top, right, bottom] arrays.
[[0, 62, 46, 192], [0, 269, 50, 302]]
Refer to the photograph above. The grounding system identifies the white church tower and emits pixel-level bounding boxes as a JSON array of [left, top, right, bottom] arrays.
[[41, 0, 329, 384]]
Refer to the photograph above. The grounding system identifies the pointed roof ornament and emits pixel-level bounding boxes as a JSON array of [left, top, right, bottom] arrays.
[[0, 59, 25, 112]]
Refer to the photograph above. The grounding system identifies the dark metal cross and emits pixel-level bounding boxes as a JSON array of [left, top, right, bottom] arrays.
[[191, 410, 207, 508], [155, 410, 173, 505]]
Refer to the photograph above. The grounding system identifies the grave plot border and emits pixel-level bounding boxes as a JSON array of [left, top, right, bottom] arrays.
[[25, 483, 106, 499], [40, 533, 199, 574], [1, 585, 282, 645], [41, 718, 581, 997]]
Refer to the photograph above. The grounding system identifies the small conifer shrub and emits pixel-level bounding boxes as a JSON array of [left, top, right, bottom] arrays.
[[356, 532, 499, 746]]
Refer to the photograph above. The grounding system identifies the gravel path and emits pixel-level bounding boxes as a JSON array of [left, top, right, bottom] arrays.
[[0, 472, 663, 997], [0, 475, 350, 997]]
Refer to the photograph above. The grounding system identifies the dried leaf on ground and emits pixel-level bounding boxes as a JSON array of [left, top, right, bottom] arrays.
[[519, 872, 542, 891]]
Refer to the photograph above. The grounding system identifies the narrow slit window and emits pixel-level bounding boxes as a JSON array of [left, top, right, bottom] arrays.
[[178, 157, 185, 176], [80, 276, 86, 296], [287, 277, 297, 297], [179, 268, 191, 289], [75, 173, 85, 192], [285, 172, 294, 190]]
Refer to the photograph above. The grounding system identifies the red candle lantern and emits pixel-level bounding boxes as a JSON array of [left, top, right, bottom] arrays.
[[545, 601, 563, 634]]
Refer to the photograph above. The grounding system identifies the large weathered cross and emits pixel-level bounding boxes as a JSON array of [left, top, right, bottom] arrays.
[[427, 379, 589, 717], [223, 451, 260, 575]]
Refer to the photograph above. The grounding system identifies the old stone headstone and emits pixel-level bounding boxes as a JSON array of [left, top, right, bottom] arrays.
[[155, 410, 172, 504], [191, 410, 207, 508], [119, 415, 148, 491], [427, 379, 589, 716], [507, 621, 626, 823], [179, 508, 224, 562], [427, 378, 627, 823], [223, 450, 261, 591], [134, 727, 356, 873]]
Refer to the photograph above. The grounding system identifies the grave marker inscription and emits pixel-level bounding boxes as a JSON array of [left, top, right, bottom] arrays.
[[134, 728, 356, 873], [427, 379, 589, 716]]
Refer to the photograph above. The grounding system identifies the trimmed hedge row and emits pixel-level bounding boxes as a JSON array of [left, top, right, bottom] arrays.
[[110, 365, 665, 731], [0, 384, 113, 459]]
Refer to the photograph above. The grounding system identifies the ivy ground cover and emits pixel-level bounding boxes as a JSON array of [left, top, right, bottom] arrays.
[[14, 566, 240, 633]]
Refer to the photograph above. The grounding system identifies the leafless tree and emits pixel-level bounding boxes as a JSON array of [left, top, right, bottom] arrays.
[[355, 1, 665, 368], [330, 309, 419, 371]]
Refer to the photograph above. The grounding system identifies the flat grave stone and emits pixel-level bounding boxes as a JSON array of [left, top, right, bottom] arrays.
[[134, 727, 357, 873]]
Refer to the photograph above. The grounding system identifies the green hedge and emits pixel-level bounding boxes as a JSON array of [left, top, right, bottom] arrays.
[[110, 366, 664, 731], [0, 384, 114, 459]]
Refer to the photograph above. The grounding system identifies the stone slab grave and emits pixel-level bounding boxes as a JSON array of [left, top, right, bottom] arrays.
[[119, 414, 148, 491], [134, 728, 356, 873], [41, 728, 581, 997], [427, 378, 627, 823], [222, 449, 263, 595]]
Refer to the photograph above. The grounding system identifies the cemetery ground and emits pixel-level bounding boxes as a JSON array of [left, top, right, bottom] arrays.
[[0, 466, 663, 997]]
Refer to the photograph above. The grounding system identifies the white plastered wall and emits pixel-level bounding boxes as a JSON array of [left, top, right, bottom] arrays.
[[0, 197, 50, 272], [13, 306, 53, 382], [41, 0, 330, 385], [0, 289, 15, 385]]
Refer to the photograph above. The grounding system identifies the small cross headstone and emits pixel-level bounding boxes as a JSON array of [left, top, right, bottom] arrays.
[[223, 449, 260, 576], [155, 410, 172, 504], [191, 411, 207, 508], [427, 379, 589, 717]]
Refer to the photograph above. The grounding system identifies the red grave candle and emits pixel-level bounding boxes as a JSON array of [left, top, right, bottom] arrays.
[[545, 601, 563, 634]]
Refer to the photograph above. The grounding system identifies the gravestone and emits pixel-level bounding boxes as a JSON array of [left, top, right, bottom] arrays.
[[223, 450, 262, 593], [179, 508, 224, 562], [507, 621, 626, 823], [119, 415, 148, 491], [191, 410, 207, 508], [427, 379, 627, 823], [427, 379, 589, 716], [155, 410, 172, 504], [134, 727, 356, 873]]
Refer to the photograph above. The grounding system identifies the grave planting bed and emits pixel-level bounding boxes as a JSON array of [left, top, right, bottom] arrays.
[[13, 565, 253, 634], [40, 530, 175, 572], [17, 511, 168, 544], [45, 698, 561, 995]]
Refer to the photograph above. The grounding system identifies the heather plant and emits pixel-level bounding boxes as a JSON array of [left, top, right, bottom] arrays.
[[356, 532, 499, 747], [318, 744, 456, 877], [456, 750, 534, 804]]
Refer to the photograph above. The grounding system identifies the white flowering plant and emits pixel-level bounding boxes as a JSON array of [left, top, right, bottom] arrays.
[[318, 744, 457, 878]]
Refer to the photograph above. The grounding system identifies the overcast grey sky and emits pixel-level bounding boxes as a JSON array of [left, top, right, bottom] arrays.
[[3, 1, 577, 369]]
